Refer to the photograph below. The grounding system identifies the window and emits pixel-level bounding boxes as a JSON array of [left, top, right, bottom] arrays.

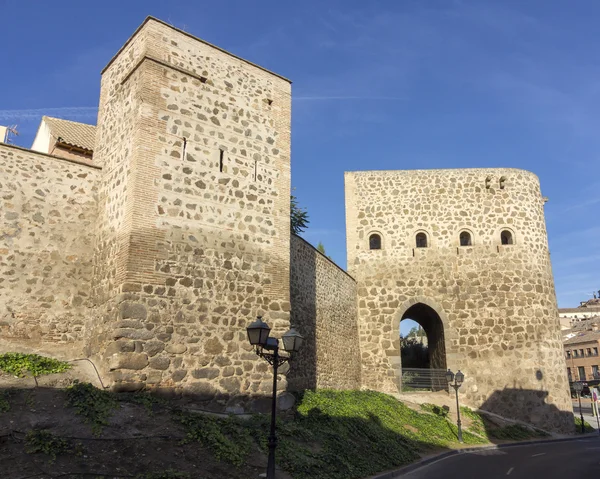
[[499, 176, 506, 189], [579, 366, 586, 381], [485, 176, 492, 189], [594, 347, 598, 356], [568, 368, 572, 381], [500, 229, 514, 245], [416, 232, 428, 248], [459, 231, 472, 246], [580, 349, 585, 357], [567, 350, 572, 358], [593, 366, 599, 379], [369, 234, 381, 250], [587, 348, 592, 357], [219, 149, 224, 172]]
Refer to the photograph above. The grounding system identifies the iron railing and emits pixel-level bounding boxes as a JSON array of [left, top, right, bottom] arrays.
[[401, 368, 449, 392]]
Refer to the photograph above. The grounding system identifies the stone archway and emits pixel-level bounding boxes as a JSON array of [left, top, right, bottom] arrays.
[[388, 297, 451, 391], [400, 303, 447, 370]]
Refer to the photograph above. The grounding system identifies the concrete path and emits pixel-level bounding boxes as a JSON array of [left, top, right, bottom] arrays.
[[397, 436, 600, 478]]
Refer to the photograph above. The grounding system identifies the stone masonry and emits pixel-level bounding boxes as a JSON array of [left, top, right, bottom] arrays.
[[345, 168, 573, 432], [289, 235, 361, 391], [0, 144, 99, 354], [86, 17, 292, 406], [0, 17, 573, 431]]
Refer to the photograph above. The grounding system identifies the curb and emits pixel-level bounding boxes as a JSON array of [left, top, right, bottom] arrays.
[[368, 433, 600, 478]]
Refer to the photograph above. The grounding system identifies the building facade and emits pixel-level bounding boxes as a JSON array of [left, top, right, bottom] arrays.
[[565, 332, 600, 382], [345, 168, 572, 432]]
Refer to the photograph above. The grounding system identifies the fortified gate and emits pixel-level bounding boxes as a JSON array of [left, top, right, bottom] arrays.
[[0, 16, 572, 433]]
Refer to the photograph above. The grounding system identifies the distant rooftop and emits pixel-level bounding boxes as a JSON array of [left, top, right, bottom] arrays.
[[564, 330, 600, 345], [42, 116, 96, 152]]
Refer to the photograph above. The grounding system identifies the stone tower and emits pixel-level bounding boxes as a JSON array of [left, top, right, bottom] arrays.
[[345, 168, 573, 432], [88, 17, 292, 403]]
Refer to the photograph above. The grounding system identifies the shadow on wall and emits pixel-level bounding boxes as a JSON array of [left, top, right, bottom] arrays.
[[478, 387, 574, 435], [286, 236, 318, 391]]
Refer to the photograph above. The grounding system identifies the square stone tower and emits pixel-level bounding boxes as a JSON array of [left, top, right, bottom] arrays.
[[88, 17, 292, 403], [345, 168, 573, 433]]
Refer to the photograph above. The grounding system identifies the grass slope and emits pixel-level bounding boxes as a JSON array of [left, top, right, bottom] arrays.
[[0, 352, 584, 479]]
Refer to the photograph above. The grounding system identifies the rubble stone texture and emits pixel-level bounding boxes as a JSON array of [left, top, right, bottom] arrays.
[[86, 18, 293, 405], [289, 235, 361, 391], [345, 168, 573, 433], [0, 145, 99, 352]]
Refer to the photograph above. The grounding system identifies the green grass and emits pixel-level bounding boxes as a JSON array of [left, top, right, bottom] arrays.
[[0, 353, 70, 377], [176, 390, 490, 479], [575, 416, 594, 433]]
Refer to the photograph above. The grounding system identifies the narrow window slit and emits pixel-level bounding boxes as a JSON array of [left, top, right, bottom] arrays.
[[254, 160, 257, 181], [219, 149, 224, 173], [182, 137, 187, 159]]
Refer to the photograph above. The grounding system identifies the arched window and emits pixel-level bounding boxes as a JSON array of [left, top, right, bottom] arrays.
[[369, 233, 381, 250], [459, 231, 472, 246], [416, 232, 428, 248], [500, 229, 514, 245]]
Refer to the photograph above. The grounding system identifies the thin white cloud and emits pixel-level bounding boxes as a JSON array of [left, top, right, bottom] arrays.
[[0, 107, 98, 121], [294, 96, 405, 101], [553, 254, 600, 268]]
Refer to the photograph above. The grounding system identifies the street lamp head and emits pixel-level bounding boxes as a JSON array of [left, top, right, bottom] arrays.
[[446, 369, 455, 384], [455, 370, 464, 387], [574, 381, 584, 393], [247, 316, 271, 348], [282, 328, 304, 353]]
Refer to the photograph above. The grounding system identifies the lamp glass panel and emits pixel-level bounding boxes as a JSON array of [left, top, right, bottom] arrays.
[[247, 318, 271, 346], [282, 328, 304, 353]]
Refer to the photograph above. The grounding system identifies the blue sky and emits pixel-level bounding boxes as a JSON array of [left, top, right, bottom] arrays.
[[1, 0, 598, 310]]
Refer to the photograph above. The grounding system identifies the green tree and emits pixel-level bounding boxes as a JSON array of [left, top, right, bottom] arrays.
[[291, 194, 309, 235], [317, 242, 326, 254]]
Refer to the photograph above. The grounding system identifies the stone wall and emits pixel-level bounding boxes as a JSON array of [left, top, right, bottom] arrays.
[[345, 168, 573, 433], [289, 235, 360, 390], [89, 17, 293, 407], [0, 144, 99, 354]]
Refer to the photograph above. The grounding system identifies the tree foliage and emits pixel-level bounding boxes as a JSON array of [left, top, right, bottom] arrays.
[[317, 241, 326, 254], [400, 337, 429, 368], [291, 195, 309, 235]]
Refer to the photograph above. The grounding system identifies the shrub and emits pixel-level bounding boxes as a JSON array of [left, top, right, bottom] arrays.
[[0, 353, 70, 377], [25, 429, 72, 462], [66, 382, 118, 435]]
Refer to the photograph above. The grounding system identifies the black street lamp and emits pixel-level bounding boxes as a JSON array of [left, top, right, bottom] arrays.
[[446, 369, 465, 443], [573, 381, 585, 434], [247, 316, 303, 479]]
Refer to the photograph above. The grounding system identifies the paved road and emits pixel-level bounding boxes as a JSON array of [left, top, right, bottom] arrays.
[[399, 437, 600, 478]]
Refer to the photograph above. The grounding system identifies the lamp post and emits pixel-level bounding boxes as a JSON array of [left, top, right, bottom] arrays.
[[247, 316, 303, 479], [574, 381, 585, 434], [446, 369, 465, 443]]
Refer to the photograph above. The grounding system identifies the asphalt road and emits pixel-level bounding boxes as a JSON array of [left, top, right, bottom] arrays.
[[399, 437, 600, 478]]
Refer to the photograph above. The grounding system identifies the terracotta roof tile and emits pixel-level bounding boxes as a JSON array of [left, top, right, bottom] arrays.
[[43, 116, 96, 152], [564, 331, 600, 345]]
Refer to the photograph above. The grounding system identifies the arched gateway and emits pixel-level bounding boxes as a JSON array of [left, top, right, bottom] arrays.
[[391, 298, 450, 392]]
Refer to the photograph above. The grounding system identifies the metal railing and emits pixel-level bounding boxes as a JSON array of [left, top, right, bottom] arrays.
[[401, 368, 449, 392]]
